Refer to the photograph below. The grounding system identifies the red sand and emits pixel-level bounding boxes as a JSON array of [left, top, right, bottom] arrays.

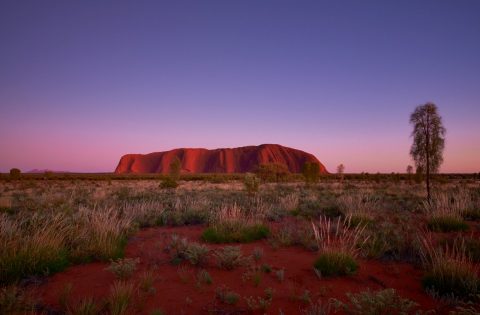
[[33, 225, 450, 314], [114, 144, 328, 174]]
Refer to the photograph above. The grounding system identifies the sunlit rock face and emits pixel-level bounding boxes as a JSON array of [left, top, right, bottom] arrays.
[[114, 144, 328, 174]]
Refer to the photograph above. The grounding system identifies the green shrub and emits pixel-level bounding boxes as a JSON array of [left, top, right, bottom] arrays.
[[201, 224, 269, 243], [313, 252, 358, 277], [427, 216, 469, 232]]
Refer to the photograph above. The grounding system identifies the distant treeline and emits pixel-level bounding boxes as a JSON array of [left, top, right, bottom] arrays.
[[0, 172, 478, 182]]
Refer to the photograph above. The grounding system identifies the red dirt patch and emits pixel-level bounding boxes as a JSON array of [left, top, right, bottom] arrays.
[[33, 225, 450, 314]]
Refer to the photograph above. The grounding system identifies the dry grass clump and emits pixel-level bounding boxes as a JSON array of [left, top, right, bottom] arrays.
[[67, 206, 134, 262], [337, 193, 379, 226], [418, 232, 479, 300], [202, 203, 269, 243], [0, 206, 134, 284], [312, 216, 369, 277], [424, 191, 469, 232], [332, 288, 418, 314], [0, 213, 70, 283], [120, 200, 164, 227], [0, 284, 37, 314], [269, 219, 317, 251], [107, 281, 135, 315], [279, 193, 299, 212]]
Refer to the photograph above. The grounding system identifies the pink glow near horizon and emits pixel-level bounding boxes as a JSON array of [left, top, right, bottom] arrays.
[[1, 1, 479, 173]]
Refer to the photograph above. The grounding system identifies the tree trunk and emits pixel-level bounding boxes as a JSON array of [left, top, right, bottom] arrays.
[[426, 113, 431, 203]]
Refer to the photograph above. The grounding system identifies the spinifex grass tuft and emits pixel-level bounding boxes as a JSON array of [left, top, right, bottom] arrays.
[[108, 281, 135, 315], [202, 203, 270, 243], [311, 215, 368, 277], [337, 193, 379, 226], [425, 192, 469, 232], [418, 232, 479, 300]]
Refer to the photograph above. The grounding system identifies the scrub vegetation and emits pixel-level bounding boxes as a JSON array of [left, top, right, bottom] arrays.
[[0, 174, 479, 314]]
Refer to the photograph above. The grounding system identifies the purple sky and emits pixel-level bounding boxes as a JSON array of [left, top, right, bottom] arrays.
[[1, 1, 479, 173]]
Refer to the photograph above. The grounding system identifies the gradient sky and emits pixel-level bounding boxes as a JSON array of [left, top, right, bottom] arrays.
[[1, 1, 479, 173]]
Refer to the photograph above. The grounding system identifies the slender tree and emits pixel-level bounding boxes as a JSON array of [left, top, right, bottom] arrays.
[[337, 164, 345, 181], [406, 165, 413, 175], [409, 102, 446, 202]]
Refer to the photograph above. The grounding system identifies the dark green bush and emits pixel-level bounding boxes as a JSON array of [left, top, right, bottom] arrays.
[[313, 252, 358, 277], [202, 224, 270, 243]]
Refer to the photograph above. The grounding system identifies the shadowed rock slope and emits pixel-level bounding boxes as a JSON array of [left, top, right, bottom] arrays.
[[115, 144, 328, 174]]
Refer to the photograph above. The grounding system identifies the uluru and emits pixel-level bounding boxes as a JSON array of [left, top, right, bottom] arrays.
[[114, 144, 328, 174]]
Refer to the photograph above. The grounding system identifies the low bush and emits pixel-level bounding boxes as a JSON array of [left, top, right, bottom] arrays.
[[269, 220, 317, 251], [215, 286, 239, 305], [196, 269, 213, 286], [245, 287, 274, 311], [213, 246, 247, 270], [184, 243, 210, 266], [106, 258, 139, 280]]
